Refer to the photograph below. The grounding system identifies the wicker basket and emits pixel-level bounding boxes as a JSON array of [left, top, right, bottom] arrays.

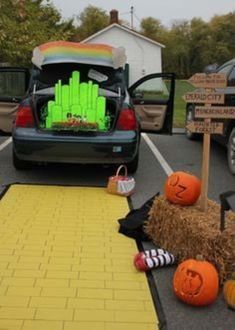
[[107, 165, 135, 197]]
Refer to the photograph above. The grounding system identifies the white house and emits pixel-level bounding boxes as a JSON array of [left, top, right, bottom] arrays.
[[82, 10, 165, 86]]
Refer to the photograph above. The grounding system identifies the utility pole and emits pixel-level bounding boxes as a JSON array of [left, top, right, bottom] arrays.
[[130, 6, 134, 29]]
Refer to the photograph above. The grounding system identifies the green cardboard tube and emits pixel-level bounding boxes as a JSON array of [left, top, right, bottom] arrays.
[[57, 80, 62, 105], [80, 83, 88, 118], [96, 96, 106, 129]]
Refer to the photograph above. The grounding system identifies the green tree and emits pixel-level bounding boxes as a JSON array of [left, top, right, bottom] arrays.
[[74, 5, 109, 41], [0, 0, 75, 66], [140, 17, 166, 43]]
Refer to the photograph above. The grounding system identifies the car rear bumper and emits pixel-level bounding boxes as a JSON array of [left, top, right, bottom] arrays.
[[13, 128, 139, 164]]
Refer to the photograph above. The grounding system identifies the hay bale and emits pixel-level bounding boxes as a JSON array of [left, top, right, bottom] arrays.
[[145, 196, 235, 284]]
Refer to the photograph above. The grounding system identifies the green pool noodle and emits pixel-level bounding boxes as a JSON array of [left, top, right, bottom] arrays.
[[96, 96, 106, 130], [56, 80, 62, 105], [61, 85, 70, 119], [80, 83, 88, 118], [46, 100, 54, 128], [92, 84, 99, 109], [72, 71, 80, 105], [52, 105, 63, 123]]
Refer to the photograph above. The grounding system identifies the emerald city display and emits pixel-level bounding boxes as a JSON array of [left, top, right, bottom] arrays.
[[44, 71, 110, 131]]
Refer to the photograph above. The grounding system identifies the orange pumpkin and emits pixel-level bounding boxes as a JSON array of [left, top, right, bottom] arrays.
[[223, 273, 235, 310], [173, 256, 219, 306], [164, 171, 201, 206]]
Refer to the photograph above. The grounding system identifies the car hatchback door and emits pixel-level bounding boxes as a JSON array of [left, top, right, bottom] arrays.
[[0, 67, 30, 133], [128, 73, 175, 134]]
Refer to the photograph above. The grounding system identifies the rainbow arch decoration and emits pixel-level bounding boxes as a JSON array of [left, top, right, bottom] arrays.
[[32, 41, 126, 69]]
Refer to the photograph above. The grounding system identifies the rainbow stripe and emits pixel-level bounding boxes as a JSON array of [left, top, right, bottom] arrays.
[[32, 41, 115, 68]]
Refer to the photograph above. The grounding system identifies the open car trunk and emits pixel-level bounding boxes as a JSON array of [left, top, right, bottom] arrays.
[[30, 63, 124, 133]]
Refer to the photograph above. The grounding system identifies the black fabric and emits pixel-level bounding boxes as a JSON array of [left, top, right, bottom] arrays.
[[118, 193, 159, 241]]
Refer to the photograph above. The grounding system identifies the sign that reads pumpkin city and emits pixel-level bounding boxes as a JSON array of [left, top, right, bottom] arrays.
[[188, 73, 227, 88], [182, 92, 225, 104], [195, 106, 235, 119], [186, 121, 223, 134]]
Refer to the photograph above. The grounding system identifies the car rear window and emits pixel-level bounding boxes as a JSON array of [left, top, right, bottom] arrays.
[[31, 63, 124, 94]]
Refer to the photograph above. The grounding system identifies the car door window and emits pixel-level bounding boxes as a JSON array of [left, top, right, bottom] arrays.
[[132, 77, 169, 102], [228, 67, 235, 86], [0, 71, 26, 99]]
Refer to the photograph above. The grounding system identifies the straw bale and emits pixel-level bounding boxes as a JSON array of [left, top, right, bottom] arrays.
[[145, 195, 235, 284]]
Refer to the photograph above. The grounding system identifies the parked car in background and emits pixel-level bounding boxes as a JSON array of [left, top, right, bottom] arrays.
[[0, 41, 175, 173], [185, 58, 235, 175]]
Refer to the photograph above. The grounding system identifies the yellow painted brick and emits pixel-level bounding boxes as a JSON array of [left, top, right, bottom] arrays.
[[0, 269, 14, 277], [0, 286, 7, 295], [0, 296, 29, 307], [30, 297, 66, 308], [64, 322, 105, 330], [8, 262, 40, 270], [14, 250, 43, 257], [106, 323, 157, 330], [41, 287, 76, 297], [7, 287, 41, 297], [35, 308, 73, 321], [0, 255, 19, 262], [36, 278, 69, 288], [74, 309, 114, 322], [0, 319, 23, 330], [72, 264, 104, 272], [0, 249, 14, 255], [105, 264, 136, 273], [13, 269, 46, 278], [80, 258, 111, 266], [40, 263, 72, 271], [105, 281, 141, 290], [79, 272, 112, 281], [2, 277, 35, 286], [0, 307, 35, 319], [105, 300, 145, 311], [49, 257, 77, 265], [0, 261, 9, 268], [77, 288, 113, 299], [68, 298, 104, 309], [114, 290, 151, 301], [46, 271, 78, 279], [19, 256, 49, 263], [145, 301, 156, 313], [70, 280, 105, 289], [44, 251, 74, 257], [113, 273, 145, 282], [114, 310, 157, 323], [22, 320, 63, 330]]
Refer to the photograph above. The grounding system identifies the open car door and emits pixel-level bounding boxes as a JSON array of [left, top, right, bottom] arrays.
[[128, 73, 175, 134], [0, 67, 30, 133]]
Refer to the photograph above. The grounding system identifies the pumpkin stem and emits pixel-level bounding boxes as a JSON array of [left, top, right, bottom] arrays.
[[196, 255, 204, 261]]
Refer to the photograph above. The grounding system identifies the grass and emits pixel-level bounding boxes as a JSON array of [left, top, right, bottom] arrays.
[[173, 80, 194, 127]]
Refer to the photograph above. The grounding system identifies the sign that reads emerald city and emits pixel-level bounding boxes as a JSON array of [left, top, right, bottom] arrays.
[[183, 72, 235, 212]]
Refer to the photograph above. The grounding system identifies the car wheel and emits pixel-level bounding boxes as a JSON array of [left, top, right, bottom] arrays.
[[13, 149, 32, 170], [126, 152, 139, 174], [185, 105, 200, 140], [227, 128, 235, 175]]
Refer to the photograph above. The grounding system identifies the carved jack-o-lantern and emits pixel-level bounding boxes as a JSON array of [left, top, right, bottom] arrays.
[[164, 171, 201, 206], [173, 257, 219, 306]]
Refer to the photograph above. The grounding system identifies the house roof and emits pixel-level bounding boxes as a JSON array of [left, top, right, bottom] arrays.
[[81, 23, 165, 49]]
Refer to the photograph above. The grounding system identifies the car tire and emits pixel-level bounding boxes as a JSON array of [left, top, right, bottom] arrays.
[[13, 149, 32, 170], [227, 127, 235, 175], [126, 152, 139, 174], [185, 105, 201, 140]]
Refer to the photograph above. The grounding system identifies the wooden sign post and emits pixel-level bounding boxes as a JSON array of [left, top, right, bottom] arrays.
[[184, 73, 235, 211]]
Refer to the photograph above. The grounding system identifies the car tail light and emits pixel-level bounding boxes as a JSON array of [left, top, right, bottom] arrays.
[[15, 105, 35, 128], [116, 108, 137, 130]]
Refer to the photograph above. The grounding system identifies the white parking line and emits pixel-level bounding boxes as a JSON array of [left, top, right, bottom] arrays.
[[141, 133, 173, 176], [0, 137, 12, 151]]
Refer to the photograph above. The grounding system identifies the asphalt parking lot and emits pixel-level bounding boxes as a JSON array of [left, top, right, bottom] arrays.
[[0, 132, 235, 203]]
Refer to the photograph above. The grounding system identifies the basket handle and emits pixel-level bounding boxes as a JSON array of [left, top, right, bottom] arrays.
[[116, 165, 128, 177]]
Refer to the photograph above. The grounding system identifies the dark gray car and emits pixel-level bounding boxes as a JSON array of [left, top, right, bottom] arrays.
[[0, 46, 175, 173]]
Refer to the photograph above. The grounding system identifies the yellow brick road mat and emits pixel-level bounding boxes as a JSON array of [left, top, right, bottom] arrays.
[[0, 184, 158, 330]]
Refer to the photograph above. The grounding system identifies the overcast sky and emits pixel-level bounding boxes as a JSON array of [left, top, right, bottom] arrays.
[[51, 0, 235, 27]]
